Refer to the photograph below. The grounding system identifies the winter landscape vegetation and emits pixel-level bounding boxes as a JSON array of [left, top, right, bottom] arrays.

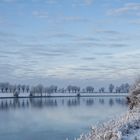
[[75, 79, 140, 140], [0, 82, 130, 98], [0, 81, 140, 140], [0, 0, 140, 140]]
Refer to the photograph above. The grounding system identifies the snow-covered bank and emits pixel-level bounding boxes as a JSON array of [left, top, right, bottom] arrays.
[[76, 80, 140, 140], [123, 129, 140, 140], [0, 92, 128, 98], [76, 108, 140, 140], [0, 93, 29, 98]]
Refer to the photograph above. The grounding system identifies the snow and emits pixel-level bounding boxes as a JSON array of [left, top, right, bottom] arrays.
[[75, 86, 140, 140], [123, 129, 140, 140], [75, 108, 140, 140], [0, 92, 29, 98], [0, 92, 128, 98]]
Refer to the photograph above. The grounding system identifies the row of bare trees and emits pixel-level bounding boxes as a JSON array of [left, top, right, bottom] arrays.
[[0, 83, 30, 93], [0, 82, 130, 94]]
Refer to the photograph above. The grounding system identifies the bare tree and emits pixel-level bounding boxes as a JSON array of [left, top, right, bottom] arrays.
[[109, 84, 114, 93], [100, 87, 105, 93], [26, 85, 30, 93], [86, 86, 94, 93], [21, 85, 26, 93], [67, 85, 72, 93]]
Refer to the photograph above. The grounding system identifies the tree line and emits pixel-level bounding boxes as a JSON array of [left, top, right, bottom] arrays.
[[0, 82, 130, 95]]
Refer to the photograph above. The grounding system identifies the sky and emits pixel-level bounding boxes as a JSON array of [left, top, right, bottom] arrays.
[[0, 0, 140, 87]]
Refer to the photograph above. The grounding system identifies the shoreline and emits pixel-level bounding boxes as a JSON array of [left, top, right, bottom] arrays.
[[0, 93, 128, 99], [76, 90, 140, 140], [76, 108, 140, 140]]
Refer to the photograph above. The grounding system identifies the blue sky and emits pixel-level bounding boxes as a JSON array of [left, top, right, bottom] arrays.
[[0, 0, 140, 86]]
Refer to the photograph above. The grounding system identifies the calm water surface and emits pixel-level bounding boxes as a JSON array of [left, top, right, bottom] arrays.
[[0, 97, 127, 140]]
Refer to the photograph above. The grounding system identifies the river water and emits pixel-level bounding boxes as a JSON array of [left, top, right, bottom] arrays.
[[0, 96, 127, 140]]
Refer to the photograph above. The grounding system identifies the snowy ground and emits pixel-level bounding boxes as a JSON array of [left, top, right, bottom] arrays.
[[0, 93, 29, 98], [0, 92, 128, 98], [76, 107, 140, 140], [123, 129, 140, 140]]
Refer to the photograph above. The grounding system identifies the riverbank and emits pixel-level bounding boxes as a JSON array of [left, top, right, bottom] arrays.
[[76, 107, 140, 140], [76, 81, 140, 140], [0, 92, 128, 99]]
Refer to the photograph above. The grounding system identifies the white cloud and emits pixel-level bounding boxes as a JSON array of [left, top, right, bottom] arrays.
[[46, 0, 57, 4], [84, 0, 94, 6], [32, 11, 48, 18], [0, 18, 4, 24], [61, 16, 89, 22], [0, 0, 17, 2], [129, 19, 140, 25], [32, 10, 89, 23], [95, 29, 120, 35], [108, 3, 140, 16]]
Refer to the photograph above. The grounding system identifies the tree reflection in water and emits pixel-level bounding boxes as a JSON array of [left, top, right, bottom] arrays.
[[86, 99, 94, 106], [67, 98, 80, 107], [99, 99, 104, 105], [0, 97, 127, 111], [109, 98, 114, 106]]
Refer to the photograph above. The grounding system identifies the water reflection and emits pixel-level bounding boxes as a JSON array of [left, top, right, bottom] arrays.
[[86, 99, 94, 106], [0, 97, 128, 140], [67, 98, 80, 107], [29, 98, 58, 108], [0, 97, 127, 111], [99, 99, 104, 105]]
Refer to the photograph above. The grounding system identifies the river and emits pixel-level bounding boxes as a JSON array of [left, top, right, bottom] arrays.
[[0, 96, 127, 140]]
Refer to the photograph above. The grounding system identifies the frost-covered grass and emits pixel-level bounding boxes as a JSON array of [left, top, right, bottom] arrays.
[[76, 108, 140, 140], [76, 79, 140, 140]]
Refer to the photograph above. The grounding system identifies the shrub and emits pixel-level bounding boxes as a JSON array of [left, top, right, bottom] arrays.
[[127, 78, 140, 109]]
